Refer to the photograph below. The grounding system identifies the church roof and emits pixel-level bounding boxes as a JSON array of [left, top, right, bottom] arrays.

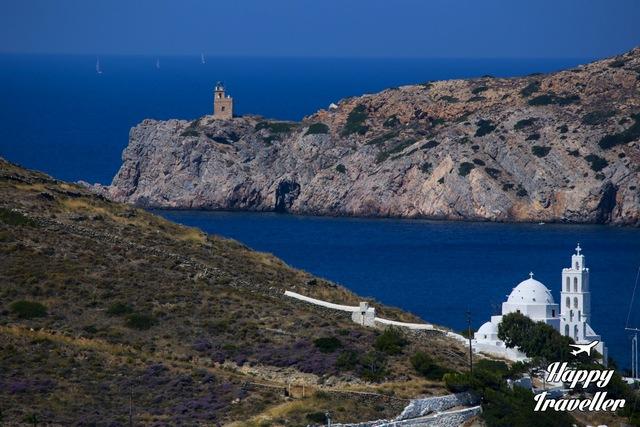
[[507, 277, 555, 305], [477, 321, 498, 335]]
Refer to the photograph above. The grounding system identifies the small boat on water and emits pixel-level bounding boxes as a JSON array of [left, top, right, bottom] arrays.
[[96, 57, 103, 75], [201, 53, 206, 64], [156, 58, 160, 69]]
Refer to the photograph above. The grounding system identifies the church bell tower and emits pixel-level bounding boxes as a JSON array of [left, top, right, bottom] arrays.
[[560, 244, 591, 343]]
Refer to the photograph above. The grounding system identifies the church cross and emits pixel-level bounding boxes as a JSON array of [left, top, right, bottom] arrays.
[[529, 272, 534, 279], [576, 243, 582, 255]]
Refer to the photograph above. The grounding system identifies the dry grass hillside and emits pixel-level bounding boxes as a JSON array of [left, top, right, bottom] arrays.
[[0, 158, 471, 425]]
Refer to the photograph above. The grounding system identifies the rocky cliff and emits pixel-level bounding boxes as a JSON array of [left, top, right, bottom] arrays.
[[104, 48, 640, 225]]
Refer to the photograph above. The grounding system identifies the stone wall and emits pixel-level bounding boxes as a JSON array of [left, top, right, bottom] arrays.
[[396, 392, 479, 420]]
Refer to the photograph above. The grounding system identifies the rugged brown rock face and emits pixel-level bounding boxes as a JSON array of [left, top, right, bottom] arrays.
[[103, 48, 640, 225]]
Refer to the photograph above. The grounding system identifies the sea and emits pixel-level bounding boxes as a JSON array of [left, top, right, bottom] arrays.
[[1, 54, 638, 369]]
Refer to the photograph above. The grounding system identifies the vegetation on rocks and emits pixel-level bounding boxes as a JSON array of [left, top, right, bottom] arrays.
[[305, 122, 329, 135], [528, 93, 580, 106], [342, 104, 369, 136], [531, 146, 551, 158], [9, 300, 47, 319], [585, 154, 609, 172], [598, 113, 640, 149]]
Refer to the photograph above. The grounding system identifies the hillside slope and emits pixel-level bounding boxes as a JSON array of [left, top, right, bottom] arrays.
[[103, 48, 640, 225], [0, 158, 468, 425]]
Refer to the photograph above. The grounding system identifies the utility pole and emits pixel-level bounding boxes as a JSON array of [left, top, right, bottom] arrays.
[[467, 310, 473, 374]]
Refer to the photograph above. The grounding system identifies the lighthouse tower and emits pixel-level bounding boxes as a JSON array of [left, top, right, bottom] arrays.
[[213, 82, 233, 119], [560, 244, 607, 362]]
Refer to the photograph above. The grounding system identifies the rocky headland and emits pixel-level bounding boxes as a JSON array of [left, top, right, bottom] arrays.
[[101, 48, 640, 225]]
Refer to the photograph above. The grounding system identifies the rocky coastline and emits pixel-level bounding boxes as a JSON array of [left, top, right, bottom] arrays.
[[98, 47, 640, 226]]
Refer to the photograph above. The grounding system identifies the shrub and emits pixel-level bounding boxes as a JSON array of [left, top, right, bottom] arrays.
[[439, 95, 459, 103], [526, 133, 540, 141], [421, 140, 439, 149], [10, 300, 47, 319], [598, 113, 640, 149], [210, 136, 232, 145], [582, 110, 615, 126], [336, 350, 359, 371], [485, 167, 501, 179], [420, 162, 432, 174], [305, 412, 327, 424], [520, 81, 540, 97], [107, 302, 133, 316], [0, 208, 37, 226], [410, 352, 449, 380], [255, 121, 295, 133], [359, 351, 387, 381], [305, 123, 329, 135], [475, 119, 496, 137], [502, 183, 514, 191], [514, 118, 537, 130], [374, 328, 407, 355], [125, 313, 156, 330], [383, 115, 400, 128], [531, 146, 551, 157], [471, 86, 488, 95], [341, 104, 369, 136], [472, 158, 485, 166], [516, 185, 528, 197], [557, 124, 569, 133], [609, 59, 627, 68], [458, 162, 475, 177], [528, 93, 580, 106], [335, 164, 346, 174], [313, 337, 342, 353], [180, 128, 199, 137], [584, 154, 608, 172], [366, 131, 398, 146], [375, 151, 390, 164]]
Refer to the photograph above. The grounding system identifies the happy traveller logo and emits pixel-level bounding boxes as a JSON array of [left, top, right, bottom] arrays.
[[534, 340, 626, 412]]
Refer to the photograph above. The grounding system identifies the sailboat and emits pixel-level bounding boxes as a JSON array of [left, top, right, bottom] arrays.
[[96, 57, 103, 75], [625, 266, 640, 382], [201, 53, 206, 64], [156, 58, 160, 70]]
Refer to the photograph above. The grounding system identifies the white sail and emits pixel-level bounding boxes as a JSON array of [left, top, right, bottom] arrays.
[[201, 53, 205, 64], [96, 57, 102, 74]]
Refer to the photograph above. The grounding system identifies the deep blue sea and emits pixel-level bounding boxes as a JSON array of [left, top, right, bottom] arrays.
[[1, 54, 638, 369]]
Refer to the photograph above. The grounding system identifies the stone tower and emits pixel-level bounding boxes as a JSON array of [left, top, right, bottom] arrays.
[[213, 82, 233, 119], [560, 244, 591, 342]]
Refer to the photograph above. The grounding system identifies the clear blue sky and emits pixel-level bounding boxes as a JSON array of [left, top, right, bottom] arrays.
[[2, 0, 639, 58]]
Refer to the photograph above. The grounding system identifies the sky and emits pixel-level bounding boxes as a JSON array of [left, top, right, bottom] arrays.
[[1, 0, 640, 58]]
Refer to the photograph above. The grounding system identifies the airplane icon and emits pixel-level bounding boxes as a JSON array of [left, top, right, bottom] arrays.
[[569, 340, 599, 356]]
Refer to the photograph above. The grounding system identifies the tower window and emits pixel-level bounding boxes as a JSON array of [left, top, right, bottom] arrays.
[[573, 297, 578, 308], [221, 106, 225, 111], [574, 325, 579, 339], [565, 297, 570, 308], [565, 325, 569, 336], [565, 277, 570, 291], [573, 277, 578, 292], [575, 262, 579, 269], [552, 309, 555, 317]]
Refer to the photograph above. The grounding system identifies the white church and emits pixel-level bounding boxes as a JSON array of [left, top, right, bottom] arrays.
[[473, 244, 607, 363]]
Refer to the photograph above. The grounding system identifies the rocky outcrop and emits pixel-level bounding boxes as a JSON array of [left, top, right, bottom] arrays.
[[102, 48, 640, 225]]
